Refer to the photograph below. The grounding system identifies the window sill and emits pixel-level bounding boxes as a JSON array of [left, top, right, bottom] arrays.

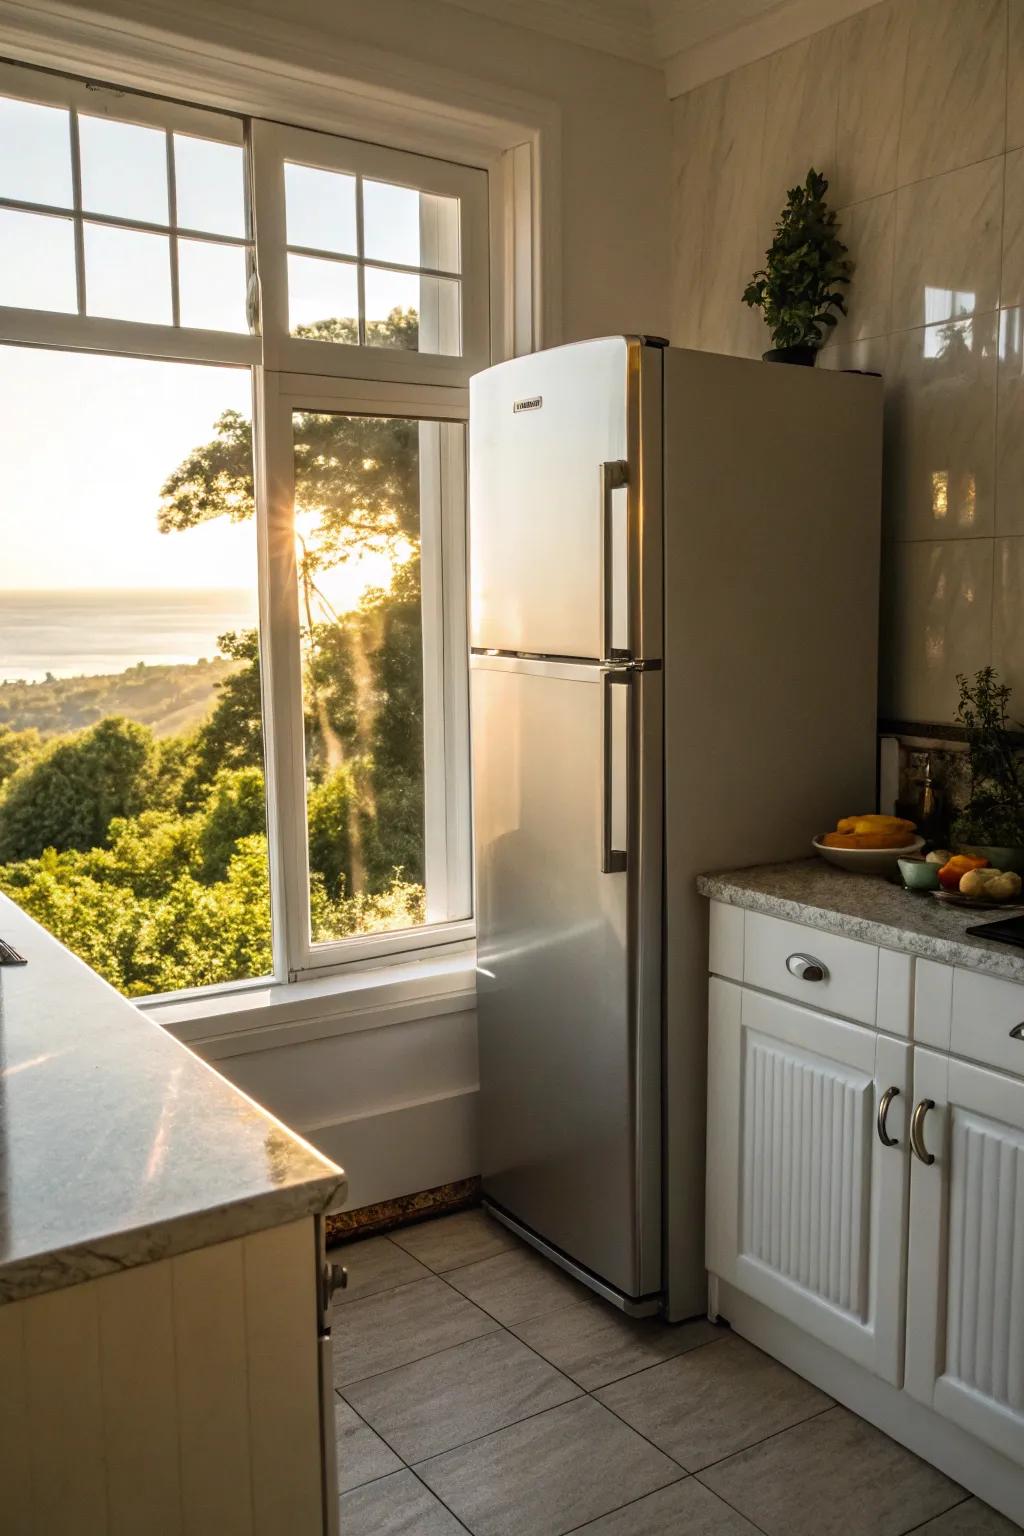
[[141, 947, 477, 1059]]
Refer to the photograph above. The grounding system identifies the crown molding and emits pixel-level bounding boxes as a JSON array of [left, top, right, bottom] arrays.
[[663, 0, 880, 97], [438, 0, 658, 66]]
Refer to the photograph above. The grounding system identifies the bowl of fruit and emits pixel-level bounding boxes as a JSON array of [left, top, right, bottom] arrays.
[[813, 815, 924, 874], [929, 852, 1023, 908]]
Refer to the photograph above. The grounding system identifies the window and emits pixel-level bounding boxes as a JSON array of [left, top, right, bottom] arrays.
[[0, 60, 485, 999]]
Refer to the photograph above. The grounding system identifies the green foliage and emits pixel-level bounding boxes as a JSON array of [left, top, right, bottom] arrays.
[[952, 667, 1024, 847], [0, 717, 158, 862], [743, 169, 853, 352], [0, 308, 431, 996]]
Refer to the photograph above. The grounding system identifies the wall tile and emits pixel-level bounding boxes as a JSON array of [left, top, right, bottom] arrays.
[[886, 314, 998, 540], [759, 29, 841, 250], [992, 536, 1024, 697], [897, 0, 1006, 185], [881, 538, 995, 720], [835, 0, 911, 206], [835, 193, 895, 343], [996, 306, 1024, 532], [672, 61, 768, 358], [818, 334, 889, 376], [1009, 0, 1024, 150], [892, 158, 1003, 332], [1001, 150, 1024, 305]]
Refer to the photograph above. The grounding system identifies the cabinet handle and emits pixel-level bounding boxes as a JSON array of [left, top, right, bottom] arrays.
[[910, 1099, 936, 1165], [786, 953, 828, 983], [876, 1085, 900, 1147], [1010, 1022, 1024, 1041]]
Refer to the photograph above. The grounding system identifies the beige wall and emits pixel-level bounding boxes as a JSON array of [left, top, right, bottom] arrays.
[[671, 0, 1024, 725]]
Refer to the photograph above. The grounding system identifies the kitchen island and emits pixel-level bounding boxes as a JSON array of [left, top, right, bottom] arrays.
[[0, 893, 347, 1535]]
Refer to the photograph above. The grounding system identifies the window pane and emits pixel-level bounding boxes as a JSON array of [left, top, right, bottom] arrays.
[[0, 97, 73, 207], [0, 346, 272, 997], [178, 238, 249, 332], [0, 209, 77, 313], [84, 223, 172, 324], [285, 162, 357, 255], [174, 134, 246, 238], [79, 114, 169, 225], [287, 252, 358, 341], [292, 411, 430, 943], [363, 179, 460, 273], [365, 265, 461, 356]]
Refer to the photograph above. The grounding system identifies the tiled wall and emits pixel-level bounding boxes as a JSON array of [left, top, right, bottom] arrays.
[[671, 0, 1024, 726]]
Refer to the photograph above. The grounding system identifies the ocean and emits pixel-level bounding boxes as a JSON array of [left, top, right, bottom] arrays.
[[0, 589, 259, 685]]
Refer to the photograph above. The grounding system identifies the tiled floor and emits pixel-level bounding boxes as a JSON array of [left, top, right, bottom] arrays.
[[331, 1208, 1021, 1536]]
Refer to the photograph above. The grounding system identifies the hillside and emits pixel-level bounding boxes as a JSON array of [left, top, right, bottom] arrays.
[[0, 656, 243, 738]]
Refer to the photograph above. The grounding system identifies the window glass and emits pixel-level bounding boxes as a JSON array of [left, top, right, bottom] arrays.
[[79, 114, 169, 225], [0, 346, 271, 996], [285, 163, 357, 255], [0, 209, 77, 313], [287, 253, 359, 339], [0, 97, 73, 207], [174, 133, 246, 238], [292, 410, 431, 943], [84, 223, 172, 324], [178, 238, 248, 332]]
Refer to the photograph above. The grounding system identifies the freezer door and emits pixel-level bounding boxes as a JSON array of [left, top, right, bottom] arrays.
[[472, 652, 662, 1299], [470, 336, 661, 661]]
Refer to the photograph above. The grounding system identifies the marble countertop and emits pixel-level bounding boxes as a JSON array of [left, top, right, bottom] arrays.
[[697, 858, 1024, 983], [0, 895, 346, 1305]]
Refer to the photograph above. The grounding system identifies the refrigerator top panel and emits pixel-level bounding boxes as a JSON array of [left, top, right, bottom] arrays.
[[470, 335, 656, 662]]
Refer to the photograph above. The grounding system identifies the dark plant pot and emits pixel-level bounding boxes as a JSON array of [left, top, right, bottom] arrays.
[[762, 345, 818, 366]]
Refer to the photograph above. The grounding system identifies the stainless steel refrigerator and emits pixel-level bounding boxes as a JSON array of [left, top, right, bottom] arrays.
[[470, 335, 883, 1320]]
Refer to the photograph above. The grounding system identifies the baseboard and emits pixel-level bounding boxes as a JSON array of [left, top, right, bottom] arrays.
[[308, 1086, 479, 1213]]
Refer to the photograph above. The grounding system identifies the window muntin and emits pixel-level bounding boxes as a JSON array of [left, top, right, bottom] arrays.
[[0, 62, 485, 998]]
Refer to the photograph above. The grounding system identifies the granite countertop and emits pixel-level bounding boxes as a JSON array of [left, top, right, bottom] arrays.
[[0, 895, 346, 1305], [697, 858, 1024, 984]]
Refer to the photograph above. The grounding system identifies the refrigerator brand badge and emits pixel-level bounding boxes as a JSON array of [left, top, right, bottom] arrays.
[[513, 395, 543, 413]]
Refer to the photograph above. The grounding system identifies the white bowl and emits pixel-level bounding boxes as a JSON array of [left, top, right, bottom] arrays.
[[812, 834, 925, 875]]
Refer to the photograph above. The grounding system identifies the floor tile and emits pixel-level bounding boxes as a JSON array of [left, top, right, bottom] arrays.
[[343, 1327, 581, 1463], [699, 1404, 964, 1536], [595, 1334, 831, 1471], [909, 1498, 1023, 1534], [415, 1395, 682, 1536], [333, 1276, 500, 1388], [339, 1468, 467, 1534], [331, 1235, 432, 1306], [511, 1295, 722, 1390], [442, 1245, 587, 1325], [390, 1208, 519, 1273], [572, 1477, 764, 1535], [334, 1397, 403, 1493]]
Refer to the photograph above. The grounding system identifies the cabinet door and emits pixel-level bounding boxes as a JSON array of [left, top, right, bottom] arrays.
[[707, 979, 911, 1384], [905, 1048, 1024, 1466]]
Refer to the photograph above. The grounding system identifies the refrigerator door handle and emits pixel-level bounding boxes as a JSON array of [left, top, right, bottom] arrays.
[[601, 459, 630, 661], [601, 668, 630, 873]]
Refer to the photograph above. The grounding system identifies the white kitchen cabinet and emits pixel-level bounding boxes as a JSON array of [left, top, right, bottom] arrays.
[[707, 977, 911, 1384], [905, 1048, 1024, 1467]]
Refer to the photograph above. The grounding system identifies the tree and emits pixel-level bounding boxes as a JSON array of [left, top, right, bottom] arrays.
[[0, 716, 158, 862]]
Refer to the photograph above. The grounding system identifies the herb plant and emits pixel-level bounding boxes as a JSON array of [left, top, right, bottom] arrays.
[[743, 169, 853, 353], [952, 667, 1024, 847]]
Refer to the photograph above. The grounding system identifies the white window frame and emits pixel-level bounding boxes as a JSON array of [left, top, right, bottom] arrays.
[[0, 15, 554, 1005]]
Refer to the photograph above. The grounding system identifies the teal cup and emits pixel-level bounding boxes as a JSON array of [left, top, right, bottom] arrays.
[[898, 857, 940, 891]]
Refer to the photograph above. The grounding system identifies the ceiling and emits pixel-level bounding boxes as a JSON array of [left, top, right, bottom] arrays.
[[442, 0, 879, 93]]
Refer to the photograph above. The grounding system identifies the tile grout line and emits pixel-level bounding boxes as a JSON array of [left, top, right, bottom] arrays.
[[689, 1402, 838, 1480], [897, 1492, 975, 1536]]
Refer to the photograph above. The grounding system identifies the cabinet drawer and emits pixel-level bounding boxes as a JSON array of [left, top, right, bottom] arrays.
[[950, 968, 1024, 1078], [743, 910, 879, 1026]]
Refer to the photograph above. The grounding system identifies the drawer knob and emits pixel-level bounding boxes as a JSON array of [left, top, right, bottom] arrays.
[[910, 1099, 936, 1166], [786, 952, 828, 983]]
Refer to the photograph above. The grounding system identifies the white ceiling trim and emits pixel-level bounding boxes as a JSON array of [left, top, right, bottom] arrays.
[[440, 0, 658, 66], [663, 0, 881, 97]]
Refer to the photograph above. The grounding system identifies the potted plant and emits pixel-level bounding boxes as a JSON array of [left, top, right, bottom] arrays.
[[952, 667, 1024, 872], [743, 169, 853, 365]]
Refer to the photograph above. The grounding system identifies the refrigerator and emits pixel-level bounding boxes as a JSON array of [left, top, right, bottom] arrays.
[[469, 335, 883, 1320]]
